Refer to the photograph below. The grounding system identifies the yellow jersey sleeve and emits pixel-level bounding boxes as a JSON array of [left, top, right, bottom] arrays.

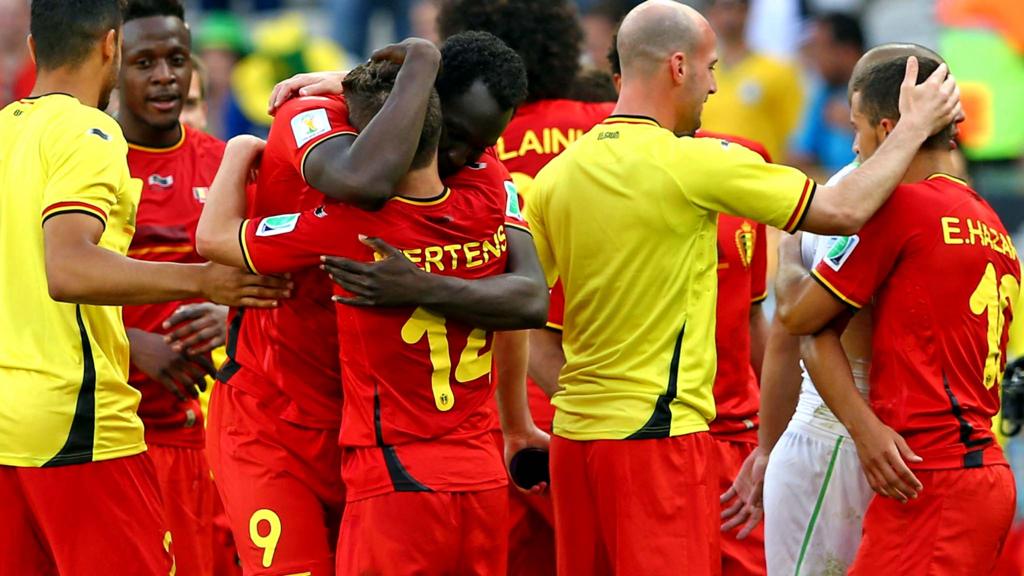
[[673, 137, 815, 233], [41, 109, 130, 226], [525, 167, 559, 288]]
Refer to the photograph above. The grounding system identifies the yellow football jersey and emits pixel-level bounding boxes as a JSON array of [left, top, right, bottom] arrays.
[[0, 94, 144, 466], [700, 53, 804, 162], [527, 116, 814, 440]]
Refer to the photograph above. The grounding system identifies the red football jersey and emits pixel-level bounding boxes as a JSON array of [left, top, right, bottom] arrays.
[[122, 125, 225, 447], [496, 99, 614, 432], [698, 131, 772, 438], [221, 95, 357, 429], [241, 153, 529, 500], [814, 174, 1019, 470]]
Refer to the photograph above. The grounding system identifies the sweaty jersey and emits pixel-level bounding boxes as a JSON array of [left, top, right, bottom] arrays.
[[221, 94, 356, 429], [241, 154, 528, 499], [123, 125, 225, 447], [495, 98, 614, 432], [528, 115, 815, 441], [0, 94, 143, 466], [813, 174, 1018, 470], [699, 131, 771, 438]]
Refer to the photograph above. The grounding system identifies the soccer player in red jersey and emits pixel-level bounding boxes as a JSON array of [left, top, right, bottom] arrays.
[[199, 59, 548, 576], [117, 2, 227, 573], [778, 56, 1017, 575]]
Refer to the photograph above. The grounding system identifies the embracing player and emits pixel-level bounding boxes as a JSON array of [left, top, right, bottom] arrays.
[[779, 55, 1016, 575], [198, 59, 548, 576]]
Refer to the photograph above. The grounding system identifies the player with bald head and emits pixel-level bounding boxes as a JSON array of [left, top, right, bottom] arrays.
[[717, 43, 963, 576], [525, 0, 962, 571]]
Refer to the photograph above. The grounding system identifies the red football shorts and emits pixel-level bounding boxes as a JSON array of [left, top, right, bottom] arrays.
[[206, 381, 344, 576], [711, 435, 766, 576], [148, 443, 215, 576], [850, 464, 1015, 576], [550, 432, 721, 576], [336, 487, 509, 576], [0, 453, 173, 575]]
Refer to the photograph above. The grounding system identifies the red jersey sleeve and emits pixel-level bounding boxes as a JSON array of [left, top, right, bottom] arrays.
[[499, 161, 530, 235], [751, 222, 768, 303], [447, 153, 530, 234], [240, 208, 351, 274], [812, 196, 908, 309], [270, 95, 357, 186], [547, 280, 565, 331]]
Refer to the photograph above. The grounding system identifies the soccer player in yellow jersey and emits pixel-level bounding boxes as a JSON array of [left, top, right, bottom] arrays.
[[0, 1, 288, 573], [525, 1, 962, 574]]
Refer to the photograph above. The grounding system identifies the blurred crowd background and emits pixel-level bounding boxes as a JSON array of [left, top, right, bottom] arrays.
[[2, 0, 1021, 206]]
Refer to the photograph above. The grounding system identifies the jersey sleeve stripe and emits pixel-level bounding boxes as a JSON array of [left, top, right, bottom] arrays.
[[505, 222, 532, 236], [751, 290, 769, 304], [127, 245, 194, 258], [782, 179, 816, 233], [238, 220, 260, 274], [298, 130, 358, 186], [545, 321, 564, 331], [42, 202, 108, 226], [810, 268, 863, 309]]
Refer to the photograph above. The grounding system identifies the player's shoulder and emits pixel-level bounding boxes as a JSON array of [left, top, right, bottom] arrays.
[[447, 152, 511, 187], [696, 130, 771, 162], [48, 100, 127, 157], [183, 125, 227, 160], [275, 94, 349, 120]]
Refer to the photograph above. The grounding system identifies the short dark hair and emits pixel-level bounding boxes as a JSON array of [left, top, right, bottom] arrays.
[[608, 34, 621, 76], [30, 0, 126, 70], [818, 12, 864, 51], [437, 0, 583, 102], [436, 31, 528, 111], [343, 60, 442, 170], [124, 0, 185, 23], [852, 56, 953, 150], [568, 70, 618, 103]]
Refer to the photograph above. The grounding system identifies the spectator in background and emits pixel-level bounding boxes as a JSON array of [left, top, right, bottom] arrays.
[[0, 0, 34, 106], [700, 0, 804, 162], [193, 11, 248, 138], [580, 0, 635, 72], [182, 55, 209, 132], [331, 0, 412, 60], [410, 0, 441, 45], [789, 12, 862, 178]]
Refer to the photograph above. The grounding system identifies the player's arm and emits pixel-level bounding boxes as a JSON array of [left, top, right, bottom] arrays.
[[196, 136, 266, 269], [797, 58, 959, 234], [772, 231, 847, 335], [323, 228, 549, 330], [530, 328, 565, 398], [801, 319, 923, 503], [494, 329, 550, 495], [300, 40, 441, 209]]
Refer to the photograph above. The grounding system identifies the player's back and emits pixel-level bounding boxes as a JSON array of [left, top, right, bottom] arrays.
[[0, 94, 144, 466], [818, 174, 1019, 469]]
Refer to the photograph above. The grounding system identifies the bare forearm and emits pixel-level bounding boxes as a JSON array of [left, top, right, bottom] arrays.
[[800, 328, 876, 436], [418, 273, 547, 330], [46, 245, 205, 305], [757, 318, 803, 452], [528, 328, 564, 398], [495, 330, 534, 434], [195, 142, 252, 268], [749, 304, 769, 378]]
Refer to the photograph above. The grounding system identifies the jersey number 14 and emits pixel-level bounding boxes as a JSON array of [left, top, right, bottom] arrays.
[[402, 307, 492, 411]]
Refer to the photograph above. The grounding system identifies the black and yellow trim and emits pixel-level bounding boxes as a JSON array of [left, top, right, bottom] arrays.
[[927, 173, 969, 187], [238, 220, 259, 274], [783, 179, 816, 233], [751, 291, 769, 304], [299, 130, 359, 185], [42, 201, 108, 227], [545, 321, 563, 332], [628, 322, 685, 439], [373, 385, 431, 492], [391, 187, 451, 207], [44, 305, 96, 466], [505, 222, 532, 236], [602, 114, 660, 127], [216, 309, 245, 383], [810, 269, 863, 309], [127, 123, 186, 153], [942, 373, 992, 468]]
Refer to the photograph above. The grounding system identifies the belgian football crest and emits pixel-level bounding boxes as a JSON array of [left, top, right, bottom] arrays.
[[735, 222, 755, 268]]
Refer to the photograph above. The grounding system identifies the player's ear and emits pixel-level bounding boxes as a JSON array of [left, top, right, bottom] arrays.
[[102, 29, 118, 63], [878, 117, 897, 140], [26, 34, 36, 66], [670, 52, 687, 85]]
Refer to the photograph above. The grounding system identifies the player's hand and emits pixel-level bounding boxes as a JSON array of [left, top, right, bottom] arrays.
[[504, 424, 552, 496], [128, 329, 215, 400], [370, 38, 442, 66], [199, 262, 292, 308], [163, 302, 229, 355], [898, 56, 961, 140], [851, 415, 923, 503], [720, 445, 768, 539], [322, 235, 428, 307], [267, 71, 348, 115]]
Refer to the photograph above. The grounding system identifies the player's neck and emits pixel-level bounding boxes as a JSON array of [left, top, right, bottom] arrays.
[[394, 159, 444, 200], [613, 82, 677, 132], [119, 112, 183, 149], [902, 150, 957, 184], [30, 69, 103, 108]]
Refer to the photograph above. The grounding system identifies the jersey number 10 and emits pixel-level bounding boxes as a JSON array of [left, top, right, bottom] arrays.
[[970, 262, 1019, 389]]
